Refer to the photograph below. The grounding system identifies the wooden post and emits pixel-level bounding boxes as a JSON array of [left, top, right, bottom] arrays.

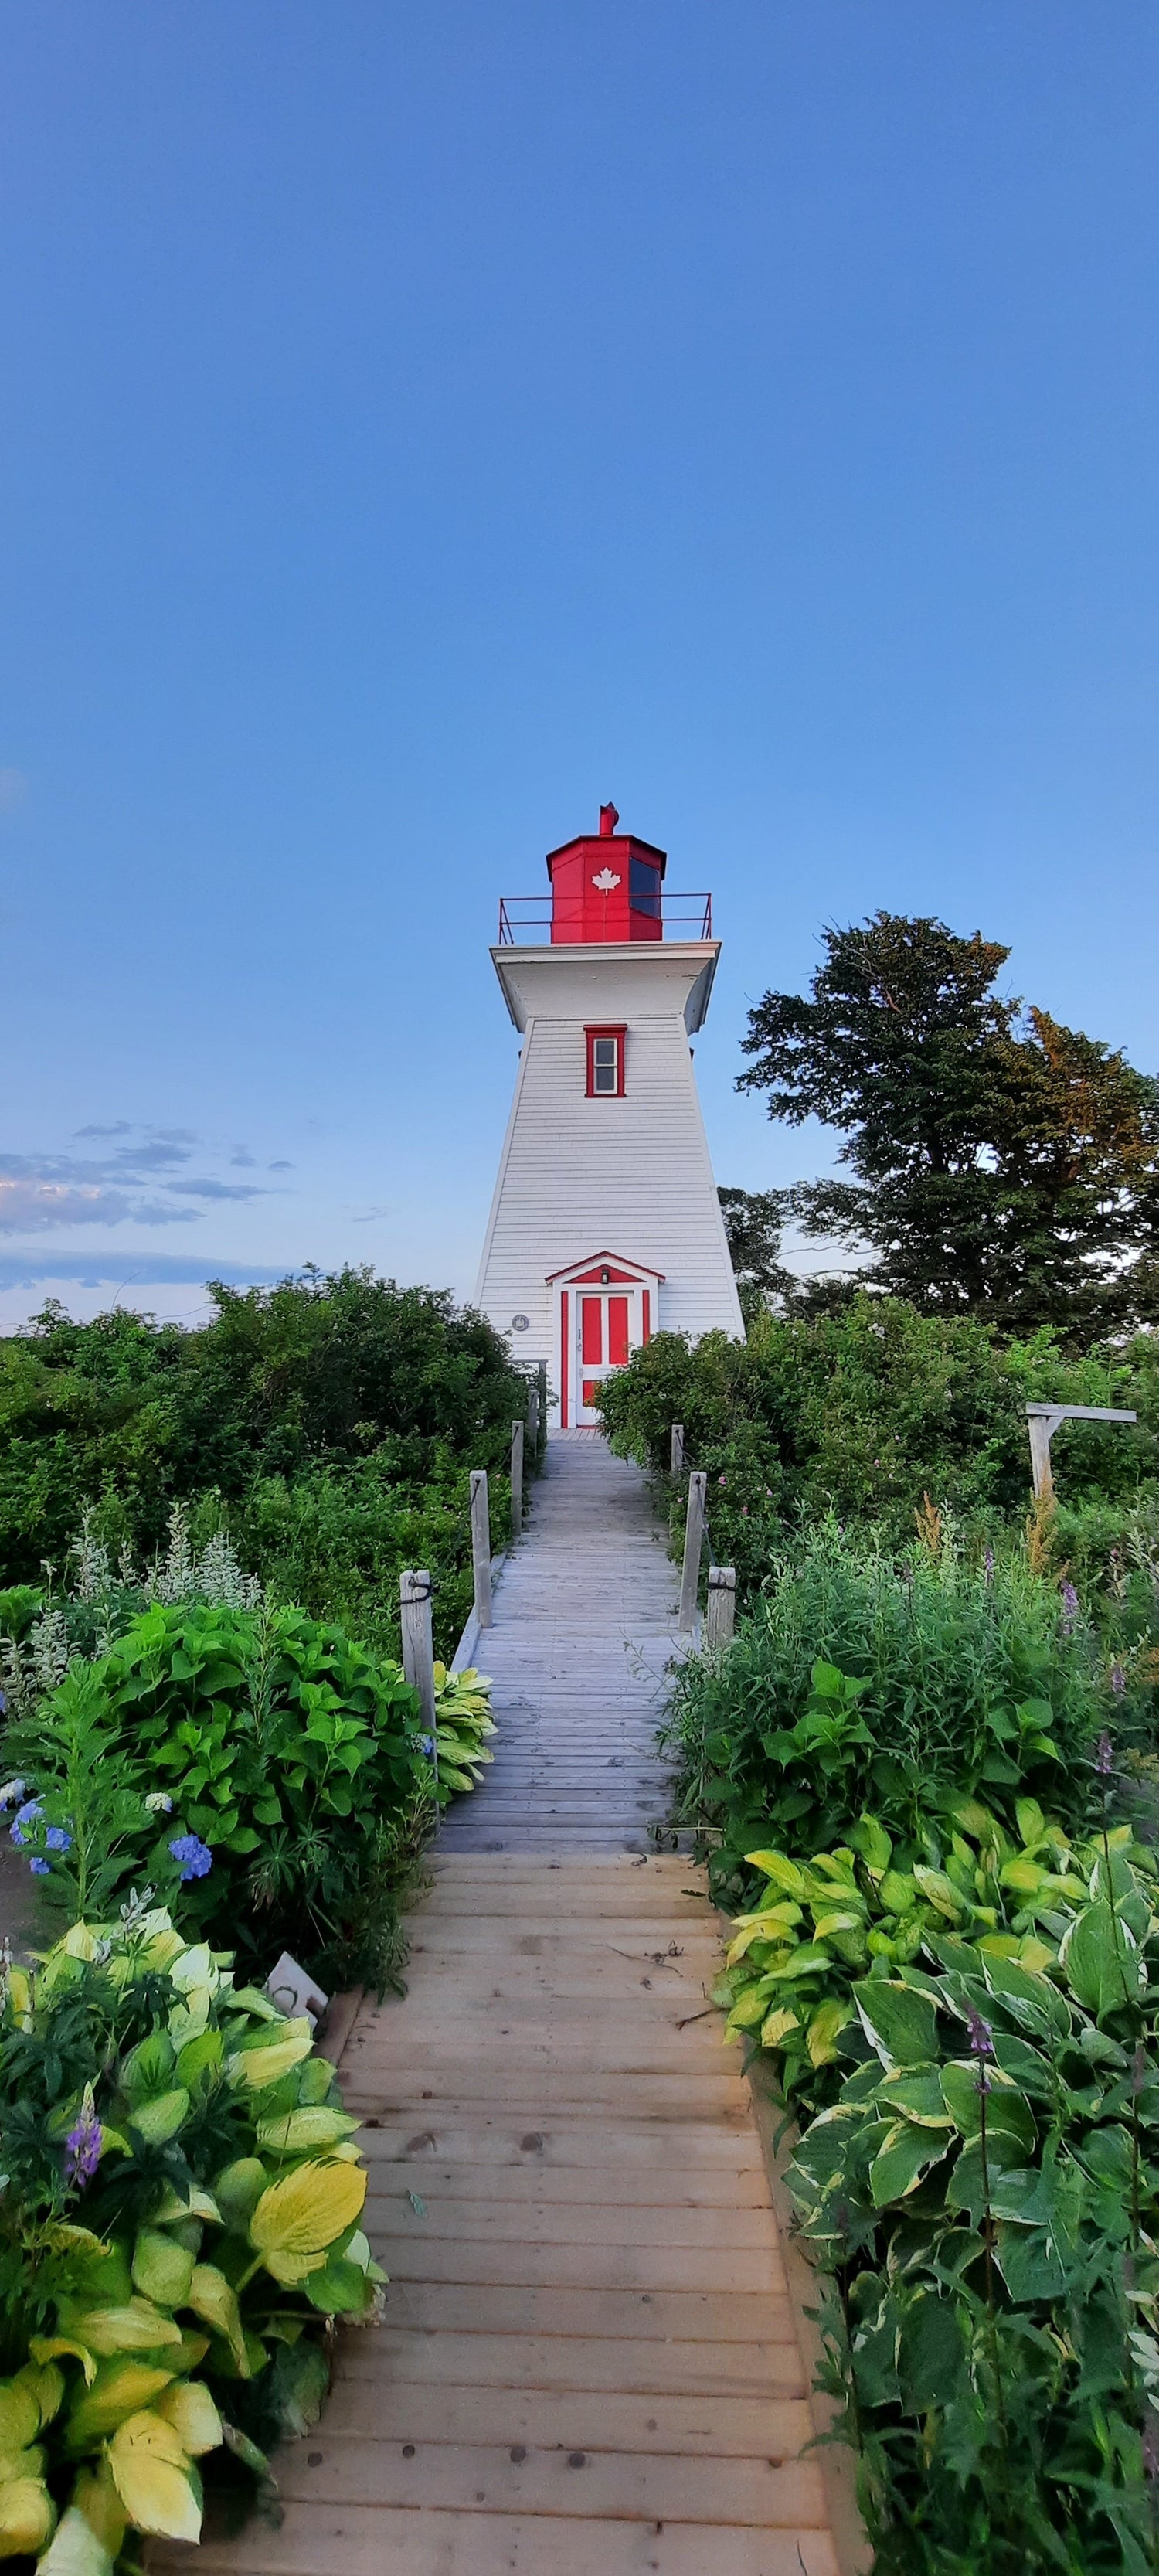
[[527, 1378, 539, 1453], [678, 1471, 707, 1633], [470, 1469, 492, 1628], [510, 1419, 525, 1540], [399, 1568, 437, 1746], [671, 1422, 685, 1477], [1025, 1403, 1137, 1502], [1027, 1413, 1055, 1504], [705, 1563, 736, 1650]]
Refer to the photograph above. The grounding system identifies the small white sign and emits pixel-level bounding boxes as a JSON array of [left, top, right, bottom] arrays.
[[265, 1951, 329, 2031]]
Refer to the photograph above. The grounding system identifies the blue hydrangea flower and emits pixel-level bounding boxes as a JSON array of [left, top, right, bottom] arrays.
[[0, 1777, 27, 1811], [10, 1798, 42, 1847], [45, 1825, 72, 1853], [30, 1857, 51, 1877], [169, 1832, 213, 1882], [417, 1734, 436, 1757]]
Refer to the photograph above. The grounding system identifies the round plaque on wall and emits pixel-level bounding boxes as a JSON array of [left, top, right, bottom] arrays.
[[512, 1313, 530, 1331]]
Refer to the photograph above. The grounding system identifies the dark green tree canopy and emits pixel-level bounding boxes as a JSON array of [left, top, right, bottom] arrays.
[[738, 912, 1159, 1336], [717, 1186, 794, 1319]]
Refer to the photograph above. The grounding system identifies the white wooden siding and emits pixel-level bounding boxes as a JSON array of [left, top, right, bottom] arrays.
[[476, 946, 743, 1390]]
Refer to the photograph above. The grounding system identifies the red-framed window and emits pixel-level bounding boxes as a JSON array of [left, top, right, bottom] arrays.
[[586, 1025, 626, 1097]]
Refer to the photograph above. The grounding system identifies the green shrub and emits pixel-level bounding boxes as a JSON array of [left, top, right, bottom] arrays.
[[665, 1526, 1116, 1908], [0, 1904, 379, 2570], [598, 1299, 1159, 1590], [0, 1271, 527, 1653], [4, 1601, 437, 1992]]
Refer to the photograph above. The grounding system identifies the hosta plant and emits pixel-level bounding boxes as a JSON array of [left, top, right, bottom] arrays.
[[0, 1904, 380, 2571], [713, 1793, 1108, 2118], [431, 1665, 495, 1799]]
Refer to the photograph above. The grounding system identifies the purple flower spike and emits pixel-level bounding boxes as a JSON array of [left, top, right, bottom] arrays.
[[984, 1547, 995, 1584], [965, 2003, 994, 2061], [63, 2088, 102, 2190], [1060, 1581, 1079, 1632], [1110, 1663, 1127, 1697], [1096, 1732, 1114, 1777], [168, 1832, 212, 1882]]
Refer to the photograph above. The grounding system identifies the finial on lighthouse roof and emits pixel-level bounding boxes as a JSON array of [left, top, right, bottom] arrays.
[[599, 801, 620, 837]]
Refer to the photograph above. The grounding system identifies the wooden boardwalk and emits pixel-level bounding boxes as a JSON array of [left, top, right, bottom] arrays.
[[176, 1435, 841, 2576]]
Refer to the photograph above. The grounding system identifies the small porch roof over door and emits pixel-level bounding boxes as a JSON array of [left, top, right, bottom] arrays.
[[546, 1250, 666, 1286]]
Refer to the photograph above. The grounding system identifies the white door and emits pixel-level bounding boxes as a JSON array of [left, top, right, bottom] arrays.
[[576, 1288, 634, 1425]]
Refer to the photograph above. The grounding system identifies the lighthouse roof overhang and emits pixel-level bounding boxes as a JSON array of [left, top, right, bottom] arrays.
[[489, 939, 720, 1036], [546, 1250, 666, 1285]]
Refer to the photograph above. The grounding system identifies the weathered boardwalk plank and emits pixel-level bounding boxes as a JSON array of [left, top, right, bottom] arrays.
[[158, 1435, 842, 2576]]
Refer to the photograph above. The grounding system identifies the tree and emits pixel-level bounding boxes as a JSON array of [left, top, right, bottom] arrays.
[[717, 1186, 794, 1320], [737, 912, 1159, 1338]]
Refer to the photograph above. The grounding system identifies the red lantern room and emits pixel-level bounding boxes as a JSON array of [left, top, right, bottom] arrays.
[[546, 801, 666, 944]]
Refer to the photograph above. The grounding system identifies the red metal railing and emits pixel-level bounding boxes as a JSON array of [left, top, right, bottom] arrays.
[[497, 893, 713, 945]]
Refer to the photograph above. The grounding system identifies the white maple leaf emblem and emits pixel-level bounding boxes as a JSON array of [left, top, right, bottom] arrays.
[[592, 868, 621, 892]]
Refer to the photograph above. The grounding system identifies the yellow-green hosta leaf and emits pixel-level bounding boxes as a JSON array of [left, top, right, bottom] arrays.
[[257, 2246, 331, 2287], [2, 2363, 64, 2440], [256, 2107, 360, 2157], [28, 2343, 97, 2390], [107, 2411, 202, 2544], [0, 2472, 55, 2557], [186, 2268, 248, 2375], [66, 2303, 182, 2359], [38, 2461, 126, 2576], [0, 2442, 45, 2482], [65, 2361, 177, 2451], [126, 2089, 189, 2147], [0, 2380, 42, 2452], [879, 1872, 918, 1918], [227, 2027, 313, 2092], [743, 1851, 807, 1897], [807, 1999, 853, 2067], [911, 1866, 965, 1921], [154, 2380, 223, 2458], [724, 1986, 771, 2036], [250, 2157, 368, 2265], [999, 1858, 1048, 1897], [130, 2232, 195, 2313], [212, 2158, 268, 2226], [759, 2006, 800, 2050], [811, 1910, 864, 1941], [150, 2182, 221, 2227]]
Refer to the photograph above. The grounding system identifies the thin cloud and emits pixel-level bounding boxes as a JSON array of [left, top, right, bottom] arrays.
[[0, 1176, 196, 1234], [230, 1148, 257, 1169], [165, 1177, 266, 1203], [269, 1159, 294, 1171], [75, 1120, 133, 1139]]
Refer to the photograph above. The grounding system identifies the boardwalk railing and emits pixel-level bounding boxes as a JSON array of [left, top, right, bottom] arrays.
[[671, 1424, 735, 1646], [398, 1370, 546, 1731]]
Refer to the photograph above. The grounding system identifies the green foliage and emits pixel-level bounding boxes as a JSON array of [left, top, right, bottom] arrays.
[[4, 1600, 440, 1992], [0, 1269, 525, 1654], [716, 1186, 794, 1322], [737, 910, 1159, 1336], [0, 1905, 379, 2570], [598, 1298, 1159, 1583], [779, 1829, 1159, 2574], [698, 1530, 1159, 2570], [664, 1526, 1114, 1908]]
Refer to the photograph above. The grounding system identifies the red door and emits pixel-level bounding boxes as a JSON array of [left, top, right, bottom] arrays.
[[578, 1292, 632, 1420]]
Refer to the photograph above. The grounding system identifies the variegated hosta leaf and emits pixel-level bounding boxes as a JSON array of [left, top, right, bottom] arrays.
[[250, 2157, 368, 2263], [107, 2411, 202, 2543]]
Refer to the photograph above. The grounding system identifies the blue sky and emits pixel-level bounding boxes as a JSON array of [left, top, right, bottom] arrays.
[[2, 2, 1157, 1328]]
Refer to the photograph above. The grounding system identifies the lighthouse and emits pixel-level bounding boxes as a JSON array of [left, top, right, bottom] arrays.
[[475, 805, 744, 1428]]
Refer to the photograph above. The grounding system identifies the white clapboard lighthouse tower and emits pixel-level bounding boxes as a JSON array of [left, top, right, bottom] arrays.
[[475, 804, 743, 1428]]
